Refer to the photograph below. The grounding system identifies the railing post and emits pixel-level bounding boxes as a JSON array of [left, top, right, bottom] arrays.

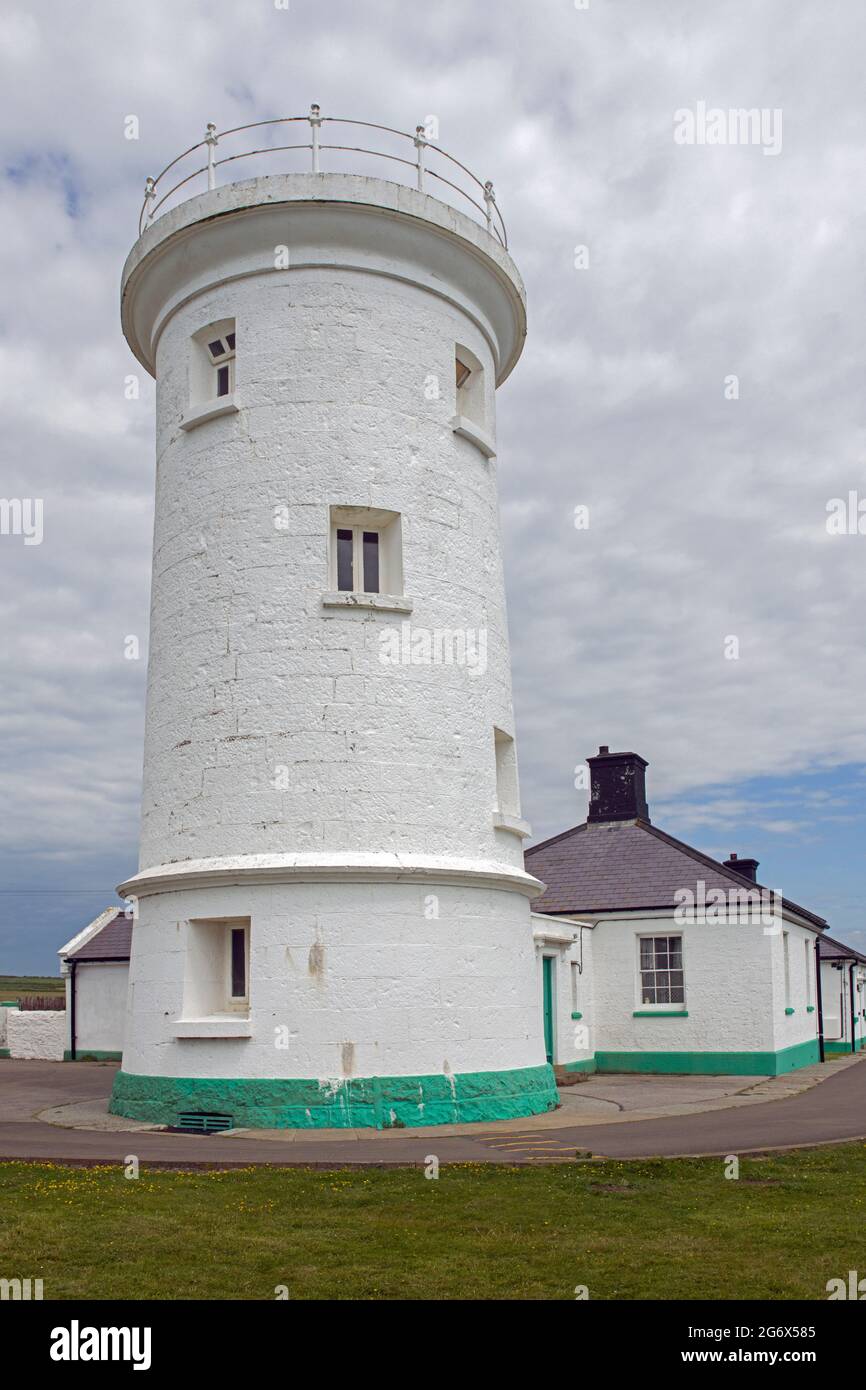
[[205, 123, 218, 191], [310, 104, 322, 172], [483, 180, 495, 235], [143, 176, 156, 225], [414, 125, 427, 192]]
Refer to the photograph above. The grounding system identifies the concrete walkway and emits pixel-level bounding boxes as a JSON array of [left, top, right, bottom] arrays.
[[0, 1054, 863, 1166]]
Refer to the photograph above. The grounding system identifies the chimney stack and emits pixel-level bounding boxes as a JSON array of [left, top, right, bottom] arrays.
[[587, 747, 649, 824], [723, 852, 759, 883]]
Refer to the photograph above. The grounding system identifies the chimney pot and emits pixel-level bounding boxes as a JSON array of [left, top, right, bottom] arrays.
[[723, 853, 759, 882], [587, 748, 649, 824]]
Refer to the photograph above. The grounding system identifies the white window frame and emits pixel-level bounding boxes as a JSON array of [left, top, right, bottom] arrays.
[[637, 933, 685, 1009], [782, 930, 791, 1009], [226, 922, 250, 1011], [328, 506, 403, 597], [334, 524, 381, 595]]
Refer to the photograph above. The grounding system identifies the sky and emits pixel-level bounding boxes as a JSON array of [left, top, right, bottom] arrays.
[[1, 0, 865, 972]]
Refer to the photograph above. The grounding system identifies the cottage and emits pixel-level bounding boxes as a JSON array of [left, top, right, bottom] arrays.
[[526, 747, 860, 1077]]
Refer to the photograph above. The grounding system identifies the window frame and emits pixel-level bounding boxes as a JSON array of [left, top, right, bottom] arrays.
[[636, 933, 685, 1009], [226, 922, 250, 1011], [328, 507, 403, 598], [333, 524, 382, 595]]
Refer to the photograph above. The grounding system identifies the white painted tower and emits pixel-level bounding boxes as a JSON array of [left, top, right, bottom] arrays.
[[111, 112, 555, 1128]]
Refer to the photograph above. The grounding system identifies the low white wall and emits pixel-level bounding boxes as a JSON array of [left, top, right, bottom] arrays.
[[7, 1009, 65, 1061]]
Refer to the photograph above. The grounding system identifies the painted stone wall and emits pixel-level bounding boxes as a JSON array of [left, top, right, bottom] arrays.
[[120, 879, 544, 1085], [7, 1009, 65, 1061], [73, 964, 129, 1056], [138, 197, 522, 878]]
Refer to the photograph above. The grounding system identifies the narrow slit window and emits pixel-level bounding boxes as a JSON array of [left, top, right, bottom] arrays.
[[216, 363, 231, 397], [230, 927, 247, 1000], [362, 531, 380, 594]]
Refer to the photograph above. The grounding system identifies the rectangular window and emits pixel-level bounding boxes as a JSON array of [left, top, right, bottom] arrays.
[[571, 960, 579, 1011], [328, 509, 402, 597], [782, 931, 791, 1008], [639, 936, 684, 1005], [336, 528, 354, 591], [804, 939, 812, 1007], [230, 927, 247, 999], [190, 319, 236, 410], [362, 531, 380, 593]]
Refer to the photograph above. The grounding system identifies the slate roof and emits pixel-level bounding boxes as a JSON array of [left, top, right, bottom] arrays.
[[64, 912, 133, 962], [817, 933, 866, 963], [525, 818, 828, 930]]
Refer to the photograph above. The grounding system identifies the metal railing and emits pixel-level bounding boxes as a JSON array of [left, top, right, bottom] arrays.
[[139, 107, 507, 248]]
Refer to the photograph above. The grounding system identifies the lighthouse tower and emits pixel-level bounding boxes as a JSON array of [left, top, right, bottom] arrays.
[[111, 112, 555, 1129]]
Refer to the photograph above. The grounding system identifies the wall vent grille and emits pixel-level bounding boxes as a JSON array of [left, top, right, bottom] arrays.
[[175, 1112, 234, 1134]]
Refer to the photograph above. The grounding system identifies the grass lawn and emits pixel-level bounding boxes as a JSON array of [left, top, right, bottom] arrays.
[[0, 976, 64, 1003], [1, 1144, 864, 1299]]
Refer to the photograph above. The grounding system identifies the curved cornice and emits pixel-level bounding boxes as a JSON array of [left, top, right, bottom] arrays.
[[121, 173, 527, 385], [119, 851, 544, 901]]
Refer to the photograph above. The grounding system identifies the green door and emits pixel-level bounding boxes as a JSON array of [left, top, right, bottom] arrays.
[[542, 956, 554, 1063]]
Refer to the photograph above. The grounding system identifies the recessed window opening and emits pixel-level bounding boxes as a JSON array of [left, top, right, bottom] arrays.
[[329, 507, 402, 596], [782, 931, 791, 1008], [493, 727, 519, 818], [191, 318, 236, 406], [455, 344, 486, 429], [182, 916, 250, 1019]]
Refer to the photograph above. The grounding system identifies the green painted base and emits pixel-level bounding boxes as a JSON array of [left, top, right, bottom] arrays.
[[593, 1038, 821, 1076], [109, 1062, 559, 1130], [64, 1050, 123, 1062], [0, 1049, 9, 1059], [824, 1039, 864, 1055]]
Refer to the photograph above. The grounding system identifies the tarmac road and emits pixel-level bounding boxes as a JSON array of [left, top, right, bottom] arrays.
[[0, 1057, 864, 1167]]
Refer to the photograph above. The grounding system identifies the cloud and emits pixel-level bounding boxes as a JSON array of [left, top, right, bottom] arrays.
[[1, 0, 865, 967]]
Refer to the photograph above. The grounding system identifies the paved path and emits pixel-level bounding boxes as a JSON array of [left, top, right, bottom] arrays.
[[0, 1057, 863, 1166]]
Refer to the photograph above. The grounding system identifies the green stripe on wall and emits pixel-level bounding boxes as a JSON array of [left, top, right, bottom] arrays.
[[560, 1057, 598, 1074], [63, 1050, 123, 1062], [593, 1038, 821, 1076], [110, 1062, 559, 1130]]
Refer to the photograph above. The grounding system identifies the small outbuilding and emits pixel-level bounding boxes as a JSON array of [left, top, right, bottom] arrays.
[[58, 908, 132, 1060]]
